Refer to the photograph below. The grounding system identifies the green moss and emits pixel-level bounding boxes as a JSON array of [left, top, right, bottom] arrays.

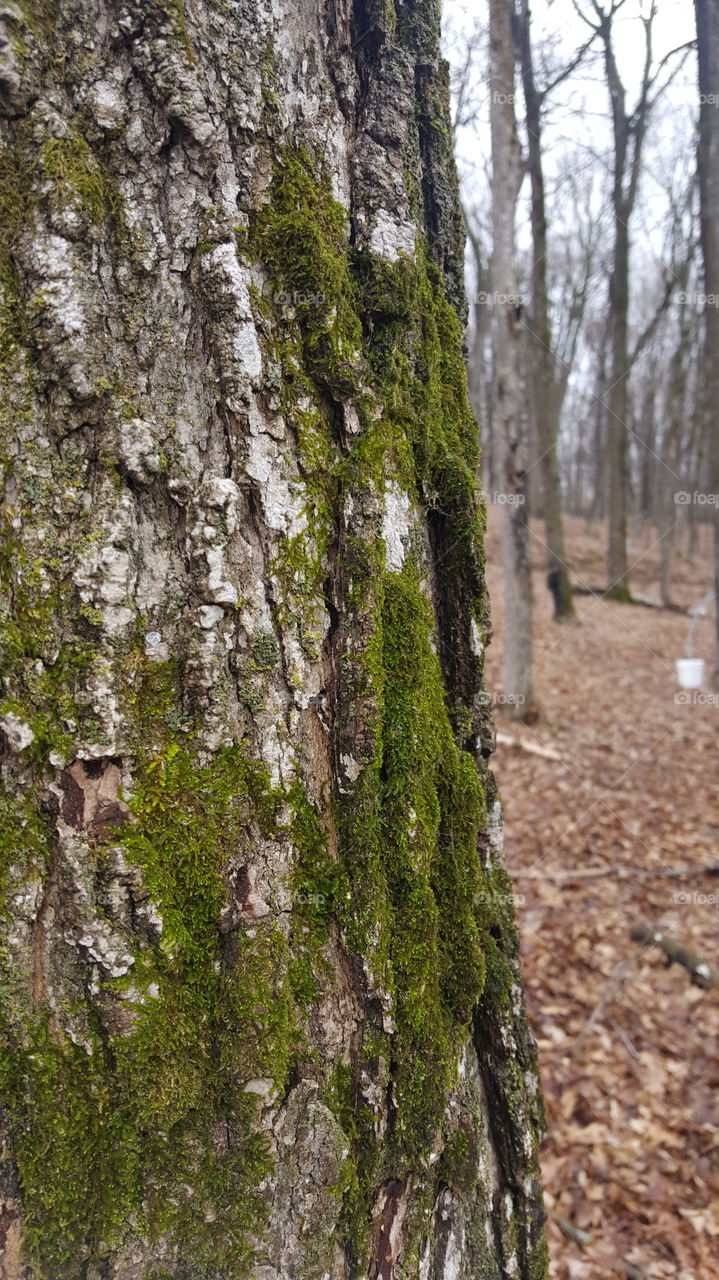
[[0, 740, 326, 1276], [396, 0, 441, 57], [357, 567, 485, 1162], [247, 145, 495, 1261], [0, 530, 98, 762], [0, 125, 124, 361], [437, 1122, 479, 1195], [251, 148, 364, 400], [158, 0, 196, 63], [251, 627, 280, 670], [0, 144, 33, 355], [353, 247, 484, 581], [0, 126, 542, 1273], [41, 135, 123, 228], [289, 781, 347, 944], [528, 1236, 550, 1280], [0, 1021, 141, 1272]]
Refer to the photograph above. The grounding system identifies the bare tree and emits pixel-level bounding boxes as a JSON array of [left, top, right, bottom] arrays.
[[464, 206, 496, 490], [490, 0, 536, 717], [694, 0, 719, 678], [574, 0, 692, 598], [513, 0, 597, 622]]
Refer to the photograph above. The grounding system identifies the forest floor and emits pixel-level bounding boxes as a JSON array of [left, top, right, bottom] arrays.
[[484, 512, 719, 1280]]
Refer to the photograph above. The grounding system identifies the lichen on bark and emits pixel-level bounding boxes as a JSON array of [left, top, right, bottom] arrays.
[[0, 0, 546, 1277]]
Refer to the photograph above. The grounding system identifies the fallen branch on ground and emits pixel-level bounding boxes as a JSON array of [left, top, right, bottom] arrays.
[[511, 863, 719, 882], [630, 925, 719, 989], [571, 586, 687, 613], [495, 732, 563, 761]]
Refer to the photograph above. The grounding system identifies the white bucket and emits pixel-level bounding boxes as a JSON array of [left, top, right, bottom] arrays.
[[676, 657, 705, 689]]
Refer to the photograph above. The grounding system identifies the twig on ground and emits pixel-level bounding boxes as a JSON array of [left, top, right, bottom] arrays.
[[570, 952, 639, 1054], [624, 1264, 658, 1280], [608, 1014, 640, 1061], [552, 1215, 593, 1248]]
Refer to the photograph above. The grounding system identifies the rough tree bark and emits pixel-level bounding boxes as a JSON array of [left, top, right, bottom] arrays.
[[695, 0, 719, 681], [489, 0, 535, 719], [0, 2, 546, 1279]]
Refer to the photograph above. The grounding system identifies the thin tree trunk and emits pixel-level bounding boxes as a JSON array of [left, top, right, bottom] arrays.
[[589, 333, 610, 531], [658, 378, 678, 613], [0, 5, 549, 1279], [516, 0, 576, 621], [490, 0, 536, 719], [695, 0, 719, 679], [606, 212, 632, 597], [466, 217, 495, 492], [595, 4, 657, 599], [658, 287, 691, 608]]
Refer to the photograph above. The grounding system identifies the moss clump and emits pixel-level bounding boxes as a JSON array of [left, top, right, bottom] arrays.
[[248, 143, 493, 1265], [0, 1021, 141, 1273], [0, 741, 318, 1276], [0, 123, 124, 362], [251, 626, 280, 670], [437, 1121, 479, 1196], [339, 566, 486, 1167], [252, 148, 364, 399], [354, 248, 484, 592], [41, 135, 124, 229], [289, 781, 347, 943], [0, 143, 33, 355]]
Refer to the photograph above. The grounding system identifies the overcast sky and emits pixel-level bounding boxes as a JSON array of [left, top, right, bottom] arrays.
[[442, 0, 698, 284]]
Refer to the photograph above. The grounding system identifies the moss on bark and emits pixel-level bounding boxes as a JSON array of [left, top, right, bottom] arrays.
[[0, 1, 546, 1275]]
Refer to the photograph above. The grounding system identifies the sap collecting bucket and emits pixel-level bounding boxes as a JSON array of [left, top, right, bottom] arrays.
[[676, 657, 705, 689]]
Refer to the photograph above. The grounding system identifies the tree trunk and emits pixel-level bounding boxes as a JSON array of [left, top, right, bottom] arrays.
[[489, 0, 535, 719], [596, 6, 655, 601], [606, 211, 631, 598], [657, 286, 691, 609], [0, 2, 546, 1278], [515, 0, 575, 623], [695, 0, 719, 680], [465, 218, 495, 494]]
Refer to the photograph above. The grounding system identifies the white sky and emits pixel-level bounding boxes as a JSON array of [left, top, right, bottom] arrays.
[[443, 0, 698, 264], [441, 0, 701, 473]]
